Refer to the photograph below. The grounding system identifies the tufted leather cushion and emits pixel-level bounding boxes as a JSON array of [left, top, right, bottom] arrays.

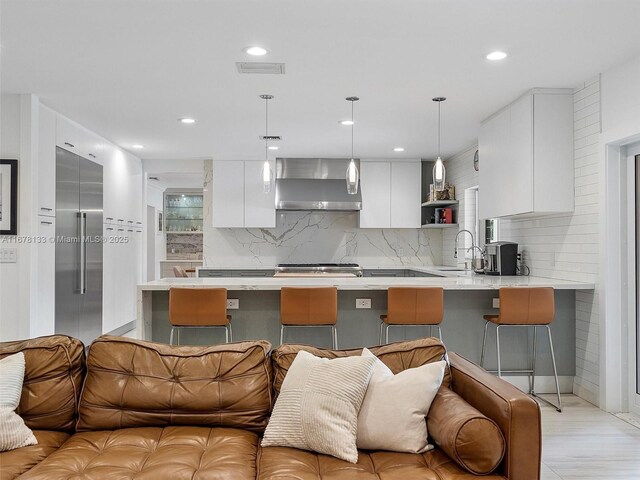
[[0, 335, 85, 432], [18, 427, 259, 480], [0, 430, 70, 480], [271, 337, 450, 395], [427, 387, 505, 475], [77, 336, 273, 432], [257, 445, 507, 480]]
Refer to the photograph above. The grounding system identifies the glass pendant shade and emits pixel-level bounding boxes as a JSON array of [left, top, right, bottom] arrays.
[[432, 97, 447, 192], [433, 156, 445, 191], [345, 96, 360, 195], [259, 94, 274, 194], [346, 158, 359, 195], [262, 160, 273, 193]]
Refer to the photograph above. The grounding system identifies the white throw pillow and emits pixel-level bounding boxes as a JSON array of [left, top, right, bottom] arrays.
[[261, 350, 376, 463], [356, 348, 445, 453], [0, 353, 37, 452]]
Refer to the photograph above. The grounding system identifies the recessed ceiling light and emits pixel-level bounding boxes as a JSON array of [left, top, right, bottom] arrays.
[[245, 46, 268, 56], [179, 118, 196, 124], [268, 145, 279, 150], [486, 51, 507, 60], [393, 147, 405, 152], [340, 120, 355, 126], [132, 144, 144, 149]]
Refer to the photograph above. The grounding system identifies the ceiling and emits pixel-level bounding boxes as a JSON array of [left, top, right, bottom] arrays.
[[2, 0, 640, 162]]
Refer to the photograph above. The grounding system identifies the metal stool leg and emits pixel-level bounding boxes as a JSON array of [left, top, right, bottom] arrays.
[[280, 325, 285, 345], [436, 325, 443, 342], [480, 321, 489, 367], [332, 325, 338, 349], [531, 325, 538, 394], [170, 327, 175, 345], [227, 322, 233, 343], [225, 324, 229, 343], [496, 325, 502, 377], [379, 321, 385, 344], [547, 325, 562, 412], [176, 327, 181, 345], [385, 324, 391, 344]]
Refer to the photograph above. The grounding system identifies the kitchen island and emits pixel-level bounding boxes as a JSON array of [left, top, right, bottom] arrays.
[[137, 267, 593, 392]]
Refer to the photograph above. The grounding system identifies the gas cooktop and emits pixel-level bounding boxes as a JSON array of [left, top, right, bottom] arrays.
[[275, 263, 363, 276]]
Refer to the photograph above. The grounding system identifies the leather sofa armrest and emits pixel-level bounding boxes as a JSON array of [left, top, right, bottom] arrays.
[[447, 352, 541, 480]]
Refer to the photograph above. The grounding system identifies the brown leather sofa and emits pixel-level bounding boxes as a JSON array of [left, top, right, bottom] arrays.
[[0, 335, 541, 480]]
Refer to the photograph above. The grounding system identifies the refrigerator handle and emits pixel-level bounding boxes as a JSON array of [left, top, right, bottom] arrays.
[[78, 212, 87, 295]]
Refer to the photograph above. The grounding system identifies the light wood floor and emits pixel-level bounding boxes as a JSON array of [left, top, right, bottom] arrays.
[[539, 395, 640, 479]]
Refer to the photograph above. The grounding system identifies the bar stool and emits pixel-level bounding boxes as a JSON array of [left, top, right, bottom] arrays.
[[380, 287, 444, 344], [169, 288, 232, 345], [481, 287, 562, 412], [280, 287, 338, 348]]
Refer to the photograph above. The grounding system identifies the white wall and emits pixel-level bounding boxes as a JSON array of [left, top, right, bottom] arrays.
[[0, 95, 25, 340], [0, 94, 39, 341], [601, 55, 640, 133]]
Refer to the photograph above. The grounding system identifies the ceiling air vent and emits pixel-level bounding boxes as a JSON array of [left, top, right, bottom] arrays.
[[259, 135, 282, 141], [236, 62, 286, 74]]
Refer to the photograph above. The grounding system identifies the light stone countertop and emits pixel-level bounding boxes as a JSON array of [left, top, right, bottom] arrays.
[[139, 265, 595, 291]]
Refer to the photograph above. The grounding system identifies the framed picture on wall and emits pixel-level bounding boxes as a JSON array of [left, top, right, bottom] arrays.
[[0, 159, 18, 236], [158, 211, 163, 233]]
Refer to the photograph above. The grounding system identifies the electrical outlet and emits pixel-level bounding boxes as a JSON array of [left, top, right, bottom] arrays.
[[0, 248, 17, 263], [227, 299, 239, 309], [492, 298, 500, 308], [356, 298, 371, 309]]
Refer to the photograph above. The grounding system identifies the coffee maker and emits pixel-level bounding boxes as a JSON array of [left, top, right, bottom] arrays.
[[484, 242, 518, 275]]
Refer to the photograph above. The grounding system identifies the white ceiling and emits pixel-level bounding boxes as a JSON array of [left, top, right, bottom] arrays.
[[2, 0, 640, 162]]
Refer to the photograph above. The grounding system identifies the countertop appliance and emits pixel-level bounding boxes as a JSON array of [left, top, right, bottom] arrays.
[[274, 263, 363, 277], [55, 147, 103, 346], [275, 158, 362, 211], [484, 241, 518, 276]]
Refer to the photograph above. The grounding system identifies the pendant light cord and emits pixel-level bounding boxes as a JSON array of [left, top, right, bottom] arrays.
[[265, 96, 269, 161], [437, 100, 441, 158], [351, 99, 355, 159]]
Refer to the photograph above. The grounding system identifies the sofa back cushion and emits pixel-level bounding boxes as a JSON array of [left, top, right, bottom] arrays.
[[271, 337, 450, 395], [77, 336, 273, 432], [0, 335, 85, 431]]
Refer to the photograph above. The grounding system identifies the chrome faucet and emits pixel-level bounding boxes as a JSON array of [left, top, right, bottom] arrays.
[[454, 229, 475, 259]]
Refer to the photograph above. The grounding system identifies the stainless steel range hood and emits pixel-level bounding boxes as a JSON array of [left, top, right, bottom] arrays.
[[275, 158, 362, 211]]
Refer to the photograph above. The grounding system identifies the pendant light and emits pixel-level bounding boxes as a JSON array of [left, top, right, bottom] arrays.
[[260, 94, 274, 193], [345, 96, 359, 195], [432, 97, 446, 192]]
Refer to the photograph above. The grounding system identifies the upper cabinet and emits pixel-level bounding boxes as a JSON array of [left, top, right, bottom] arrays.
[[478, 88, 574, 219], [55, 114, 81, 154], [212, 160, 276, 228], [359, 160, 421, 228]]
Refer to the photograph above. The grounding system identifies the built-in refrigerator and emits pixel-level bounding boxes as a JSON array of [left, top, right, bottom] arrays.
[[55, 147, 103, 345]]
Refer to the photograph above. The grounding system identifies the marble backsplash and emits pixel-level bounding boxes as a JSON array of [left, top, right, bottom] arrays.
[[202, 160, 441, 267], [166, 233, 203, 260]]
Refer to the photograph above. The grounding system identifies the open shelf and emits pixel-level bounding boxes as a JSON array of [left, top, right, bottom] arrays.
[[421, 223, 459, 229], [421, 200, 459, 207]]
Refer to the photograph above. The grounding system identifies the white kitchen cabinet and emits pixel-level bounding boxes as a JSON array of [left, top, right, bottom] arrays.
[[390, 162, 421, 228], [212, 161, 245, 228], [359, 160, 421, 228], [359, 161, 391, 228], [56, 114, 80, 154], [33, 217, 56, 337], [244, 160, 276, 228], [103, 146, 143, 226], [78, 127, 106, 164], [37, 105, 57, 216], [478, 88, 573, 219]]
